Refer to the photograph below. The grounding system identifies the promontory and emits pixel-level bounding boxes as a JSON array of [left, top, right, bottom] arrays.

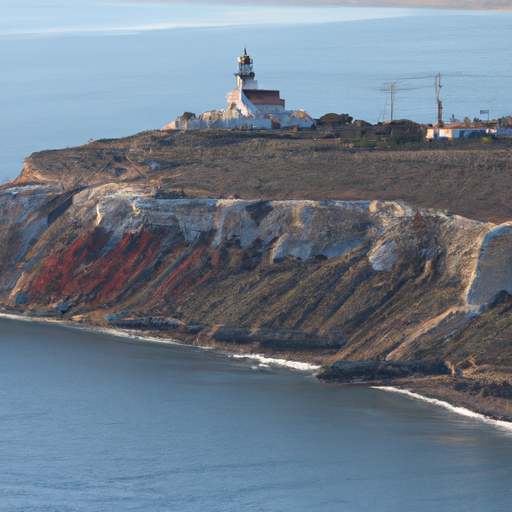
[[2, 127, 512, 421]]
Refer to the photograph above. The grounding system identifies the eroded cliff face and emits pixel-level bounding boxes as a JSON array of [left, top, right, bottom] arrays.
[[2, 179, 511, 377]]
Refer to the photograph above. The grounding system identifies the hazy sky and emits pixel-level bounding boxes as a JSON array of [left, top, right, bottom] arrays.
[[108, 0, 510, 10]]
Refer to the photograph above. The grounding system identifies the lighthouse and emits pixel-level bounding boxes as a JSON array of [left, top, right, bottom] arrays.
[[235, 48, 258, 90], [163, 49, 314, 131], [229, 49, 285, 115]]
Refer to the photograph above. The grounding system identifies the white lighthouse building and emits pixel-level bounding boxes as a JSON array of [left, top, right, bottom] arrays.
[[163, 49, 314, 131]]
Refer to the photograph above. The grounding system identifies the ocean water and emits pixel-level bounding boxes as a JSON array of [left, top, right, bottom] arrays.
[[1, 1, 512, 182], [1, 316, 512, 511], [2, 5, 512, 509]]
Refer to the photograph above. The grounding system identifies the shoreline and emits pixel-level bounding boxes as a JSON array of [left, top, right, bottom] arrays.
[[373, 386, 512, 431], [0, 311, 320, 373], [2, 310, 510, 427]]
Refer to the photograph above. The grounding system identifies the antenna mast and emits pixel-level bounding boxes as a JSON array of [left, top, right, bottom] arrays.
[[435, 73, 443, 127]]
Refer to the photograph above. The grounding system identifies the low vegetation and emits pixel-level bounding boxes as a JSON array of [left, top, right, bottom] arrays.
[[13, 125, 512, 224]]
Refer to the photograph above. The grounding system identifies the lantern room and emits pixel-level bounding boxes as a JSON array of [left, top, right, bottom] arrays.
[[234, 48, 258, 90]]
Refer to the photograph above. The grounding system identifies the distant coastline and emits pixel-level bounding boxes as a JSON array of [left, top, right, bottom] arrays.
[[181, 0, 512, 12]]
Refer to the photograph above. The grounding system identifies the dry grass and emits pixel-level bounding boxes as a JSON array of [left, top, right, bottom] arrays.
[[19, 129, 512, 223]]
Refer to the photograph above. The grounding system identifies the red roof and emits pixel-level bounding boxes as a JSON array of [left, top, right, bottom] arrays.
[[243, 89, 285, 107]]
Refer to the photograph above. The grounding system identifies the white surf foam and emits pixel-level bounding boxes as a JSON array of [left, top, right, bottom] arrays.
[[373, 386, 512, 432], [230, 353, 321, 372]]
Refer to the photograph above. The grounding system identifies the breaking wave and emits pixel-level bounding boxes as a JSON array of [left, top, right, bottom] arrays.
[[230, 353, 321, 372], [373, 386, 512, 432]]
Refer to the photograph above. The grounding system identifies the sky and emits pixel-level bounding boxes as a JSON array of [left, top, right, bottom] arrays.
[[105, 0, 510, 10]]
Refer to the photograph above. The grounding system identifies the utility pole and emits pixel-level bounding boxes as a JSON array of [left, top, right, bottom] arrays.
[[381, 79, 430, 122], [435, 73, 443, 127], [381, 82, 396, 122], [390, 82, 395, 122]]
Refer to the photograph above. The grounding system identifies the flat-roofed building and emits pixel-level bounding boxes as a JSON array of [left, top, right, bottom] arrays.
[[426, 123, 490, 140]]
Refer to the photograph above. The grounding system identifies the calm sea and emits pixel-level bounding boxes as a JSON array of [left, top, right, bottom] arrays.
[[1, 316, 512, 511], [1, 1, 512, 183], [2, 4, 512, 509]]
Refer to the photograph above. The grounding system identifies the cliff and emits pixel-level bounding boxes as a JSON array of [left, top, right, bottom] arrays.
[[2, 129, 512, 420]]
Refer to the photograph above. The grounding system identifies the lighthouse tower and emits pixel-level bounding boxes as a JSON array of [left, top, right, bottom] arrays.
[[163, 49, 314, 131], [234, 48, 258, 90]]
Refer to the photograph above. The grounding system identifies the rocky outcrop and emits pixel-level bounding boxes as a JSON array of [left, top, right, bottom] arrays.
[[317, 360, 451, 383]]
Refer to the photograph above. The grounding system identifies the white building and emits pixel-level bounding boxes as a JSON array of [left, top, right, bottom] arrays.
[[426, 124, 490, 140], [163, 49, 314, 131]]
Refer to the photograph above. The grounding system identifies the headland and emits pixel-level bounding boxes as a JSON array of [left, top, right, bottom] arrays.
[[2, 125, 512, 422]]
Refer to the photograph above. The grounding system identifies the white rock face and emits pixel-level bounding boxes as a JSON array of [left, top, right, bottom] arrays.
[[368, 237, 398, 271], [1, 182, 508, 313], [56, 188, 500, 296], [467, 223, 512, 305], [68, 190, 495, 306], [96, 195, 409, 263]]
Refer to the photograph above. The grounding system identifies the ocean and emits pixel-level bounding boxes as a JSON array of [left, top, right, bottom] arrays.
[[1, 1, 511, 183], [1, 316, 512, 511], [2, 2, 512, 509]]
